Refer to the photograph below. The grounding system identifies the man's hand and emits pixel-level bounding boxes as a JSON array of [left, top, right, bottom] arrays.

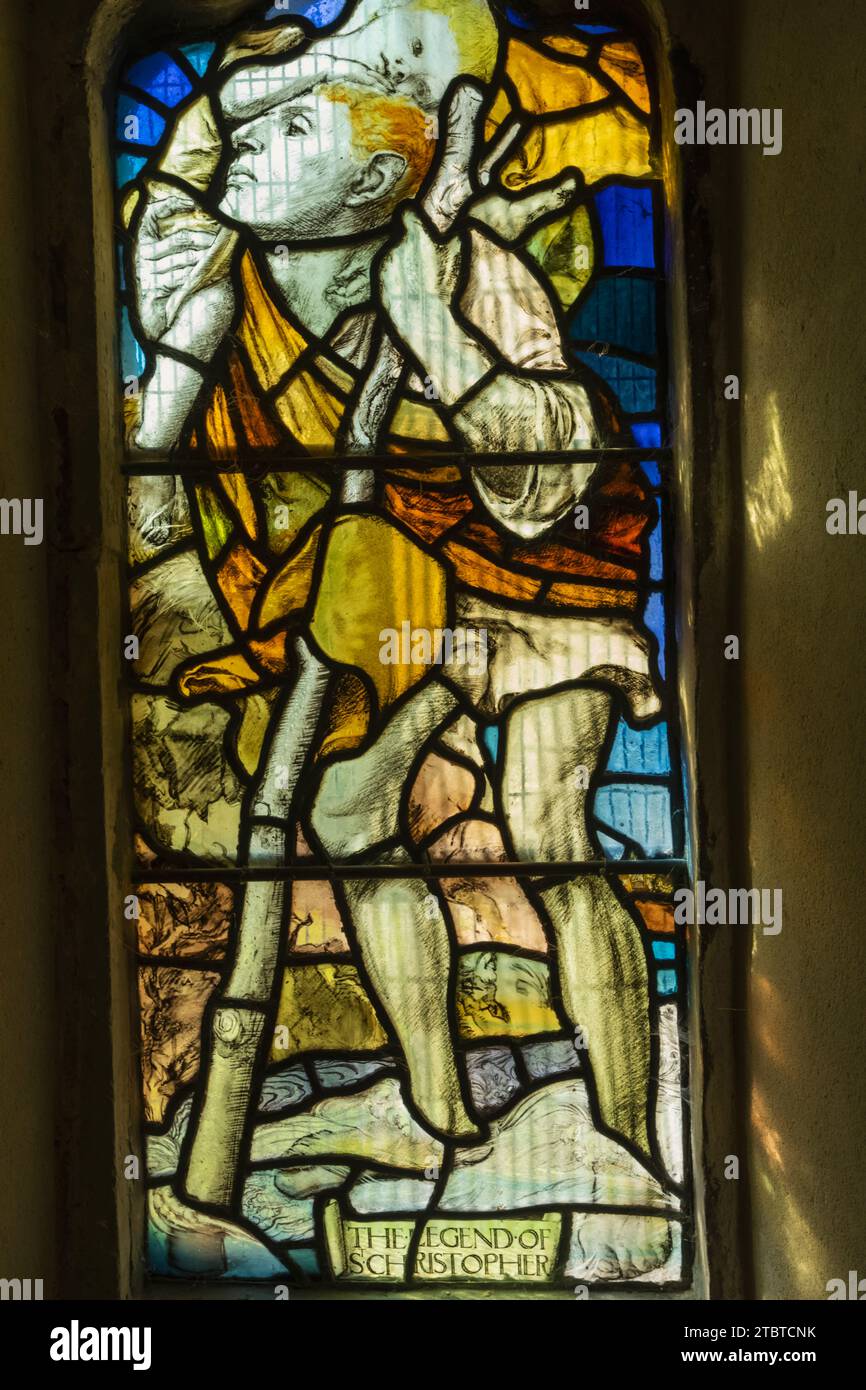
[[134, 191, 236, 362], [469, 173, 581, 244], [376, 83, 494, 405], [378, 206, 491, 404]]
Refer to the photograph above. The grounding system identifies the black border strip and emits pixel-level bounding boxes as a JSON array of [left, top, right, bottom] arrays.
[[132, 857, 688, 883], [121, 446, 675, 476]]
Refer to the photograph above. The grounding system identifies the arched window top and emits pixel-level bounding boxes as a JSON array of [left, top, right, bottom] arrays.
[[116, 0, 693, 1297]]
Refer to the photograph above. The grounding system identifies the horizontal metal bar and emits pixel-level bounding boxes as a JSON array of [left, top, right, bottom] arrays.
[[133, 858, 688, 884], [121, 446, 674, 477]]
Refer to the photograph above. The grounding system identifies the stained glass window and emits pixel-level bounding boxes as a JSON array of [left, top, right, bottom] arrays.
[[117, 0, 692, 1292]]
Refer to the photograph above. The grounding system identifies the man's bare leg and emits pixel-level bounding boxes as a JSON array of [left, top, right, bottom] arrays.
[[343, 878, 480, 1138], [502, 685, 652, 1156], [310, 679, 480, 1138]]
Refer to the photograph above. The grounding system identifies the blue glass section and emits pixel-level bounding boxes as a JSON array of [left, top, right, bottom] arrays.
[[595, 184, 655, 268], [595, 829, 626, 860], [635, 454, 661, 485], [649, 495, 663, 580], [644, 591, 666, 678], [653, 940, 676, 961], [258, 1063, 312, 1112], [506, 7, 535, 27], [116, 152, 147, 187], [116, 93, 165, 146], [593, 783, 673, 856], [522, 1038, 583, 1081], [630, 421, 662, 484], [180, 42, 215, 76], [631, 421, 662, 450], [289, 1248, 321, 1276], [125, 53, 193, 107], [117, 244, 126, 292], [483, 725, 500, 762], [606, 719, 671, 775], [575, 25, 619, 34], [121, 307, 146, 380], [314, 1059, 390, 1089], [266, 0, 347, 23], [657, 969, 678, 995], [574, 351, 656, 413], [569, 276, 656, 358]]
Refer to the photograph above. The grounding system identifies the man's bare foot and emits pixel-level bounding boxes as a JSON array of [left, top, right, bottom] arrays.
[[251, 1076, 447, 1171], [568, 1211, 677, 1283], [444, 1077, 677, 1212], [149, 1186, 289, 1279], [407, 1075, 482, 1143]]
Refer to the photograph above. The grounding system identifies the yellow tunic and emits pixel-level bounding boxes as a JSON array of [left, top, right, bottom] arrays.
[[178, 249, 650, 760]]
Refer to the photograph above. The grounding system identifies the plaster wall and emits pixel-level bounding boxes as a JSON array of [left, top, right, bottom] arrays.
[[735, 0, 866, 1299], [0, 0, 56, 1291]]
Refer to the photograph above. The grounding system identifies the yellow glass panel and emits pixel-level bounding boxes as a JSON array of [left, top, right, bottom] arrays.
[[177, 648, 266, 698], [441, 539, 541, 603], [598, 40, 652, 114], [525, 203, 594, 307], [216, 542, 266, 626], [271, 950, 561, 1057], [120, 185, 140, 230], [547, 580, 639, 611], [483, 85, 512, 141], [157, 94, 221, 189], [271, 964, 389, 1058], [310, 514, 447, 712], [262, 470, 331, 555], [204, 382, 237, 459], [312, 351, 354, 395], [506, 38, 608, 113], [457, 952, 559, 1039], [503, 104, 655, 188], [259, 523, 322, 628], [317, 673, 371, 759], [621, 874, 676, 896], [542, 34, 590, 59], [248, 629, 289, 675], [390, 396, 452, 443], [274, 370, 343, 453], [234, 689, 278, 779], [194, 483, 233, 561], [238, 251, 308, 391], [219, 472, 258, 542]]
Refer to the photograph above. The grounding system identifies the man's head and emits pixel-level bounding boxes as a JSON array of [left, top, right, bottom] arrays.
[[217, 0, 497, 240], [219, 70, 435, 239]]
